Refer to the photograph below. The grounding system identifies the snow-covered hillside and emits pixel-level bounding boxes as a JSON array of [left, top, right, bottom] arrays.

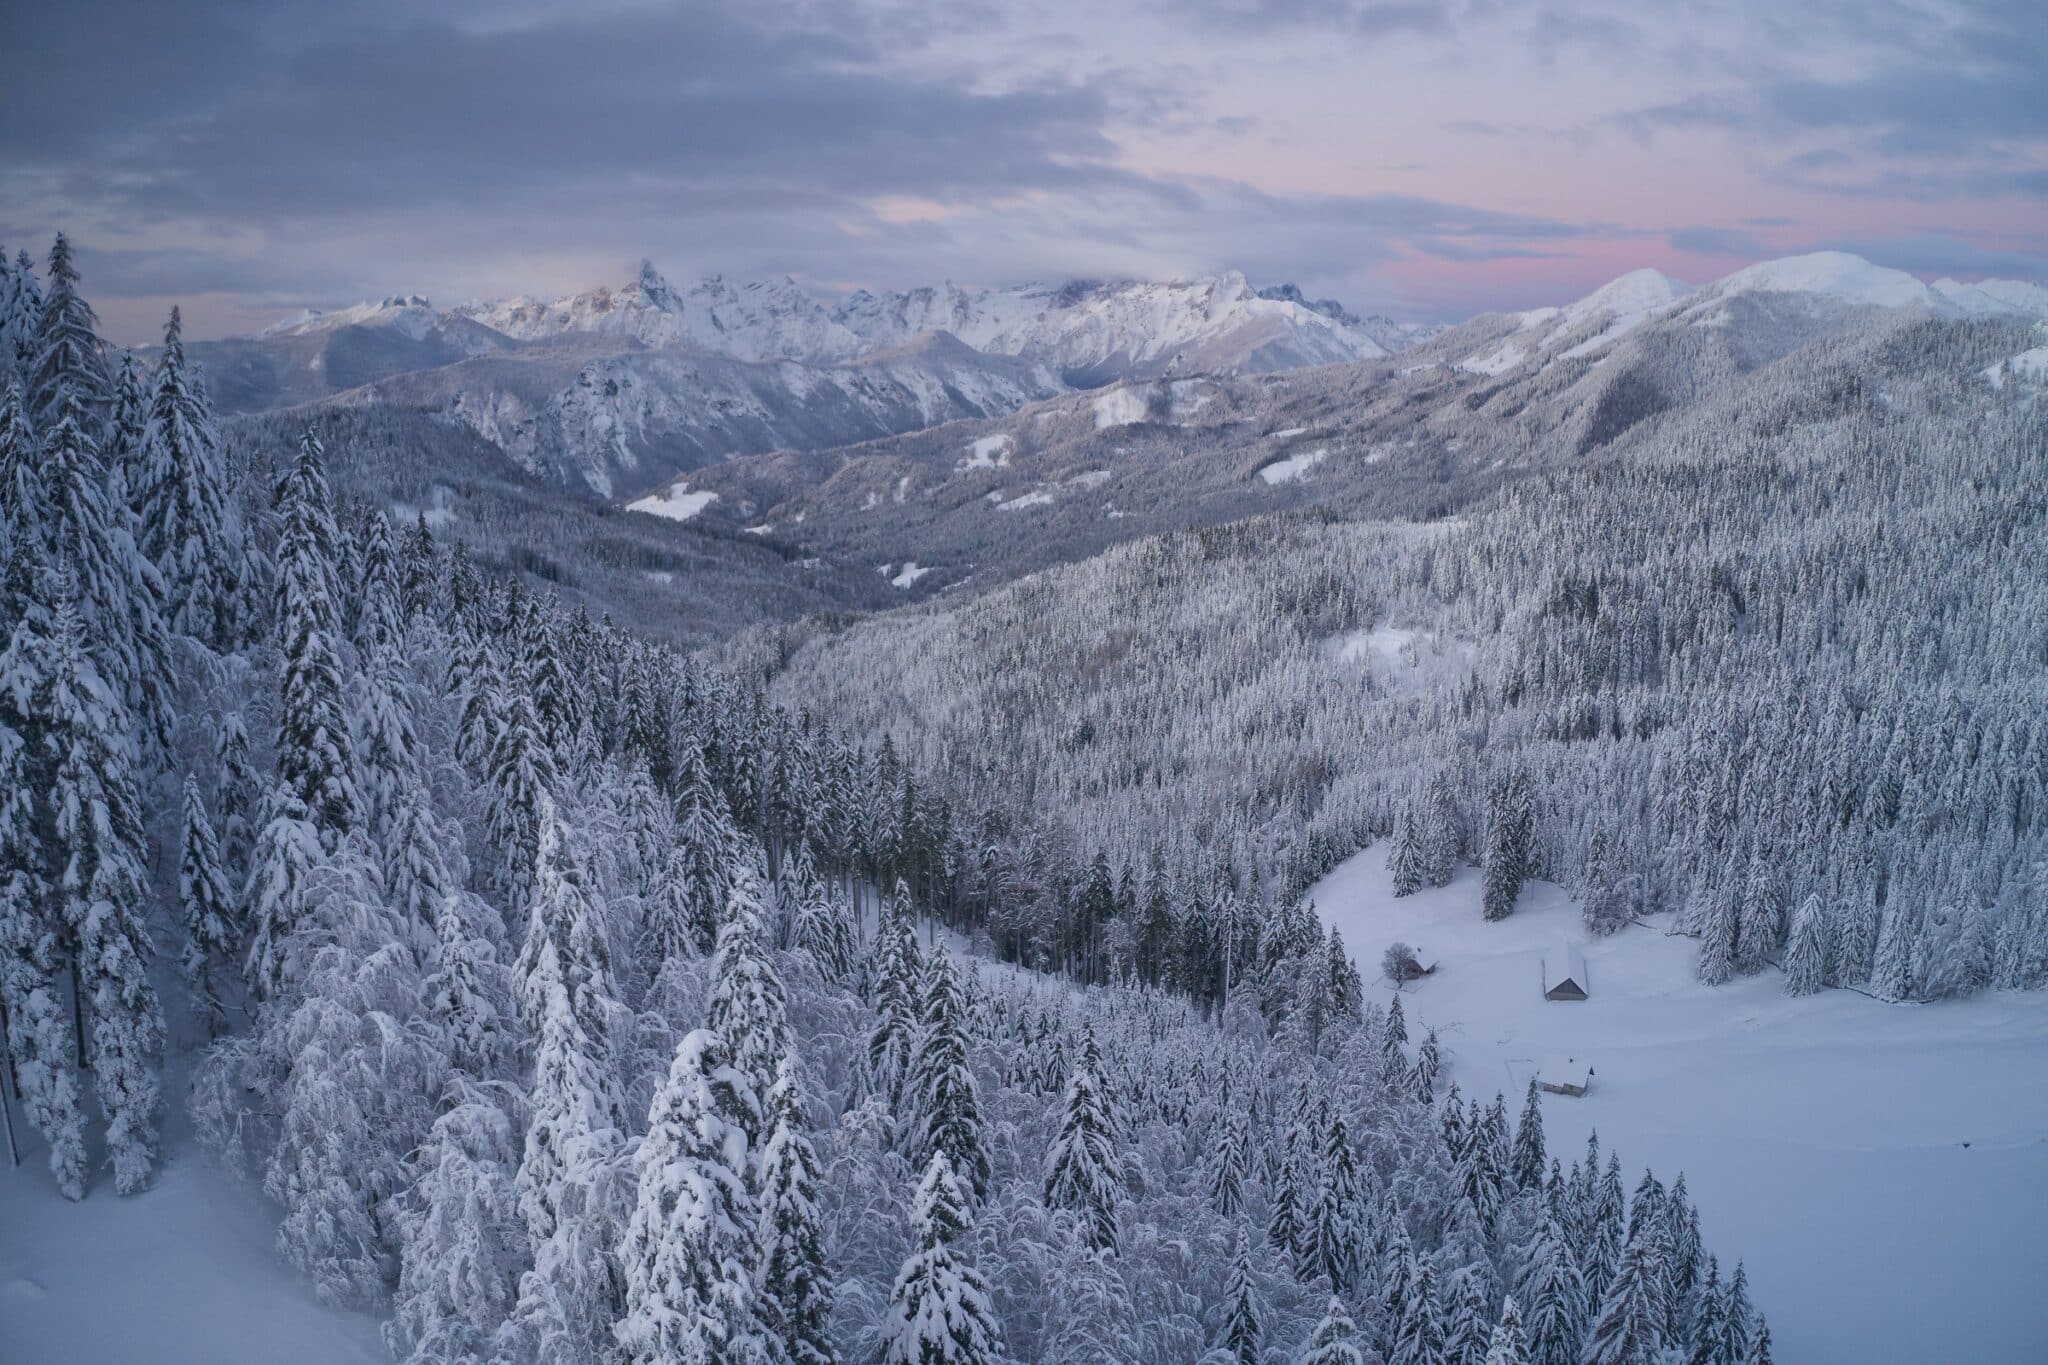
[[1450, 252, 2048, 378], [1308, 846, 2048, 1365]]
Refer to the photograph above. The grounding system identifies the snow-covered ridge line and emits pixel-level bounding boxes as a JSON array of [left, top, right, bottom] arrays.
[[262, 262, 1399, 378]]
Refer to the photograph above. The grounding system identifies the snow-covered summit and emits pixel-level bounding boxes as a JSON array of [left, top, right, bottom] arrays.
[[260, 294, 446, 340], [1687, 251, 2046, 319], [830, 269, 1389, 378], [457, 264, 867, 363], [1559, 267, 1692, 330], [1699, 251, 1938, 310]]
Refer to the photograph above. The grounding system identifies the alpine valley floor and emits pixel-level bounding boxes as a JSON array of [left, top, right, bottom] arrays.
[[1308, 848, 2048, 1365]]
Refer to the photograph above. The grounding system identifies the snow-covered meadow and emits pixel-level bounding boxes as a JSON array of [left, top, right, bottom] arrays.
[[1309, 847, 2048, 1365]]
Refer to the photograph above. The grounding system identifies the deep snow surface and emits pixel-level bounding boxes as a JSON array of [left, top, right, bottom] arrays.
[[0, 1100, 389, 1364], [1307, 846, 2048, 1365]]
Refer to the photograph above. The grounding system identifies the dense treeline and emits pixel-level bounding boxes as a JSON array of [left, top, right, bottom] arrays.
[[740, 309, 2048, 1003], [0, 238, 1767, 1362]]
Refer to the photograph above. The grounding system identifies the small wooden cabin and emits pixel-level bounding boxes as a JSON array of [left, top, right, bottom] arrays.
[[1542, 947, 1589, 1001], [1538, 1056, 1593, 1098]]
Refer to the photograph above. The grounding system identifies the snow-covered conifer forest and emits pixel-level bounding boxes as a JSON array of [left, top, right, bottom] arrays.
[[0, 226, 2043, 1365]]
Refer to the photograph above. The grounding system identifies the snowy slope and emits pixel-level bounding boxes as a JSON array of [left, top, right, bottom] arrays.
[[1307, 846, 2048, 1365], [0, 1037, 390, 1365]]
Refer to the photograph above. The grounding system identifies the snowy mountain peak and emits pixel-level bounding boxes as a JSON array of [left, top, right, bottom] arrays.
[[1562, 268, 1692, 327], [1702, 251, 1936, 309]]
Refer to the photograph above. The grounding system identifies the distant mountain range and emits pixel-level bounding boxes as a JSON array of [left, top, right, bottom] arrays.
[[191, 263, 1405, 497], [184, 252, 2043, 503], [642, 251, 2048, 595]]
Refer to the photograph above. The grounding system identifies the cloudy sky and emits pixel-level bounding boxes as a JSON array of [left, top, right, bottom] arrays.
[[5, 0, 2043, 342]]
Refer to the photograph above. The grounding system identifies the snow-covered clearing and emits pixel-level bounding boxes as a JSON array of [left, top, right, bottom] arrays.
[[995, 489, 1055, 511], [1457, 341, 1525, 376], [625, 483, 717, 522], [1984, 345, 2048, 390], [1, 1059, 389, 1365], [1091, 386, 1152, 430], [1323, 624, 1477, 691], [883, 561, 933, 588], [958, 433, 1014, 470], [1307, 846, 2048, 1365], [389, 484, 458, 530], [1258, 447, 1328, 484]]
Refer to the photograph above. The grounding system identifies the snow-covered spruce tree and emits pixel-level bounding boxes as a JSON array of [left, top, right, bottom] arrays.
[[910, 942, 989, 1200], [883, 1155, 1002, 1365], [0, 693, 88, 1199], [1582, 826, 1634, 938], [34, 389, 163, 747], [243, 783, 325, 1001], [1511, 1079, 1546, 1190], [1211, 1222, 1262, 1365], [353, 642, 422, 843], [615, 1027, 761, 1365], [1390, 1253, 1445, 1365], [1422, 769, 1463, 888], [504, 936, 627, 1361], [425, 887, 506, 1081], [786, 841, 857, 982], [862, 882, 923, 1107], [259, 828, 446, 1308], [1042, 1024, 1122, 1250], [1301, 1294, 1365, 1365], [1734, 858, 1780, 977], [136, 306, 234, 646], [1484, 1294, 1530, 1365], [386, 1087, 526, 1365], [707, 860, 793, 1154], [755, 1055, 836, 1365], [1781, 893, 1828, 997], [1482, 767, 1533, 922], [486, 685, 557, 915], [1584, 1228, 1663, 1365], [1208, 1082, 1249, 1218], [0, 248, 41, 376], [178, 775, 239, 1033], [43, 582, 164, 1193], [397, 513, 438, 623], [105, 353, 147, 519], [511, 796, 622, 1121], [273, 430, 361, 841], [1389, 810, 1425, 898], [452, 627, 504, 778], [352, 510, 403, 657], [26, 234, 111, 430], [383, 777, 455, 939], [1695, 881, 1738, 987], [1870, 902, 1916, 1003], [674, 740, 740, 954], [213, 710, 259, 882]]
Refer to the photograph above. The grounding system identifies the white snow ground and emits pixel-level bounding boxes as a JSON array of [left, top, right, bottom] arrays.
[[625, 483, 718, 521], [1307, 846, 2048, 1365], [0, 1071, 389, 1365], [1258, 447, 1329, 485]]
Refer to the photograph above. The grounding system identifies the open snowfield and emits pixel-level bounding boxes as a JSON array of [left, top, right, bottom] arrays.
[[0, 1092, 389, 1364], [1308, 846, 2048, 1365]]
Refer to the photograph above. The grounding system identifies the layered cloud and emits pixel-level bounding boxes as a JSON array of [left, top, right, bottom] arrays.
[[4, 0, 2040, 341]]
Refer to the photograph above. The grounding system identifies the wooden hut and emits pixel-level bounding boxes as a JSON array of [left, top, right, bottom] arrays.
[[1542, 946, 1589, 1001], [1537, 1056, 1593, 1097]]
